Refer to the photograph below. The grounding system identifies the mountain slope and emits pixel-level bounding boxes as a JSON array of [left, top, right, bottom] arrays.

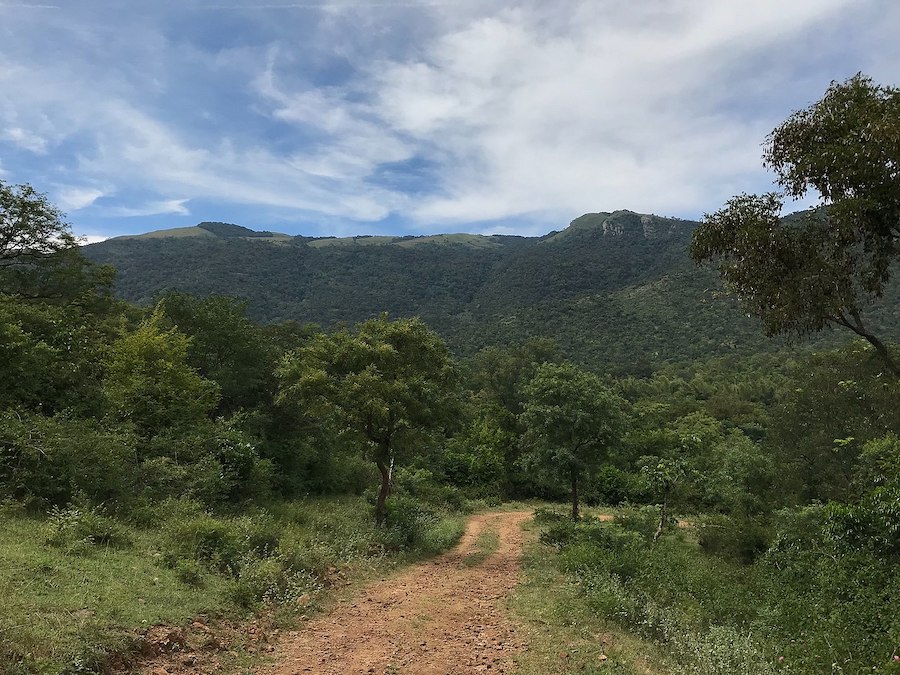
[[84, 211, 900, 372]]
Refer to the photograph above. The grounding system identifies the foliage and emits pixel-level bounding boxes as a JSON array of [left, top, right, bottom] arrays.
[[0, 496, 464, 673], [158, 292, 276, 415], [102, 309, 220, 438], [537, 509, 900, 674], [277, 315, 458, 524], [84, 210, 899, 373], [691, 74, 900, 376], [0, 411, 137, 508], [520, 362, 628, 519]]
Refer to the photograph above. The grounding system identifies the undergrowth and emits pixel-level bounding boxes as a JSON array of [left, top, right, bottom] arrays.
[[0, 494, 466, 674], [534, 509, 900, 675]]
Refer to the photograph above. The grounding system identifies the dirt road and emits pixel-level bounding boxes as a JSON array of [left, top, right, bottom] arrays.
[[264, 510, 532, 675]]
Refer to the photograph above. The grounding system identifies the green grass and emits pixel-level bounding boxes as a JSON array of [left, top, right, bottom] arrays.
[[0, 511, 232, 673], [117, 226, 215, 240], [509, 514, 667, 675], [0, 495, 466, 674], [463, 528, 499, 567]]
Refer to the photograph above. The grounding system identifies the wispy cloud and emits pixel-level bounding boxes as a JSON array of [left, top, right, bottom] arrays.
[[107, 198, 191, 218], [202, 2, 447, 8], [0, 3, 60, 8], [1, 127, 49, 153], [55, 185, 106, 211]]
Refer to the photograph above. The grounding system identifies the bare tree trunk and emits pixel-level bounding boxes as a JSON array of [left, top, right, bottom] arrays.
[[571, 470, 580, 521], [653, 493, 668, 543], [375, 458, 391, 527], [832, 311, 900, 378]]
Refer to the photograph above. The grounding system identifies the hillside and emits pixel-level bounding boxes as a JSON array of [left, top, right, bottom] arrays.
[[84, 210, 900, 372]]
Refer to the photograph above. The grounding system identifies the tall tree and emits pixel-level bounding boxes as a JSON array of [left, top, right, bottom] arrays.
[[277, 316, 457, 525], [158, 292, 275, 416], [691, 74, 900, 377], [103, 309, 220, 439], [520, 362, 627, 520]]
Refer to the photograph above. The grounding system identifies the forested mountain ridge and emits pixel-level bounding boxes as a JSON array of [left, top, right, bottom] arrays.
[[85, 209, 900, 372]]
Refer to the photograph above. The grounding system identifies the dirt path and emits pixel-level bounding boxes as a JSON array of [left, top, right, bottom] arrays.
[[263, 510, 532, 675]]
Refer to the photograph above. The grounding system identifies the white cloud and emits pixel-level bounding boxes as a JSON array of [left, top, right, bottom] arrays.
[[360, 0, 863, 224], [77, 234, 109, 245], [1, 126, 49, 153], [1, 0, 898, 234], [107, 198, 191, 218], [55, 185, 106, 211]]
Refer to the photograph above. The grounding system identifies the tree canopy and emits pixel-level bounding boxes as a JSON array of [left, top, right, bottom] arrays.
[[277, 315, 458, 525], [691, 74, 900, 376], [520, 362, 627, 519]]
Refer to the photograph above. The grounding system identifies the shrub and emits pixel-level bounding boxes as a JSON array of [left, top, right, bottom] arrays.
[[378, 495, 439, 550], [44, 504, 131, 550], [162, 512, 244, 573], [532, 505, 569, 524], [394, 468, 468, 512], [590, 466, 650, 505], [615, 505, 665, 542], [697, 514, 771, 564], [0, 412, 136, 508]]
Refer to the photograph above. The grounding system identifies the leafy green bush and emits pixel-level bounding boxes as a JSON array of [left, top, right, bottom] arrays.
[[162, 512, 244, 573], [532, 505, 569, 524], [44, 504, 131, 550], [696, 514, 771, 564], [394, 467, 468, 512], [378, 495, 439, 550], [615, 505, 664, 542], [590, 466, 649, 505], [0, 412, 136, 508], [227, 557, 321, 608]]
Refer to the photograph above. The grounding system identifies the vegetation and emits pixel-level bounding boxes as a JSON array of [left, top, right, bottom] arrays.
[[2, 73, 899, 674], [692, 74, 900, 377], [520, 363, 626, 520], [84, 210, 900, 374]]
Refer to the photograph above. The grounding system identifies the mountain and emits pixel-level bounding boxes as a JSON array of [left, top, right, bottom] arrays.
[[83, 210, 900, 373]]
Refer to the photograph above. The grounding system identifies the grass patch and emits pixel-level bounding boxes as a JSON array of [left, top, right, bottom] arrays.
[[509, 512, 668, 675], [463, 528, 499, 567], [0, 495, 466, 674]]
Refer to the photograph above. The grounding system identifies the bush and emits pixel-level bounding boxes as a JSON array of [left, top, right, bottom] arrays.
[[697, 514, 772, 564], [162, 512, 244, 573], [590, 466, 649, 505], [44, 504, 132, 550], [0, 412, 136, 508], [615, 505, 665, 542], [532, 505, 569, 524], [378, 495, 439, 550], [394, 468, 468, 512]]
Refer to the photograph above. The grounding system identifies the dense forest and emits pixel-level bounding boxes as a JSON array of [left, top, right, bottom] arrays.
[[2, 74, 900, 674], [84, 212, 900, 374]]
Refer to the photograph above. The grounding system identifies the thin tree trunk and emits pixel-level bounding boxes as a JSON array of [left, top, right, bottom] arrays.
[[571, 469, 580, 521], [832, 311, 900, 378], [653, 493, 667, 542], [375, 458, 391, 527]]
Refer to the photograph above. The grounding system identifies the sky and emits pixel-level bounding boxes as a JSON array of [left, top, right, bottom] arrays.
[[1, 1, 898, 242]]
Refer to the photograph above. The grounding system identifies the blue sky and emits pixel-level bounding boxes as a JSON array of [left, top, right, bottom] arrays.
[[1, 0, 898, 242]]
